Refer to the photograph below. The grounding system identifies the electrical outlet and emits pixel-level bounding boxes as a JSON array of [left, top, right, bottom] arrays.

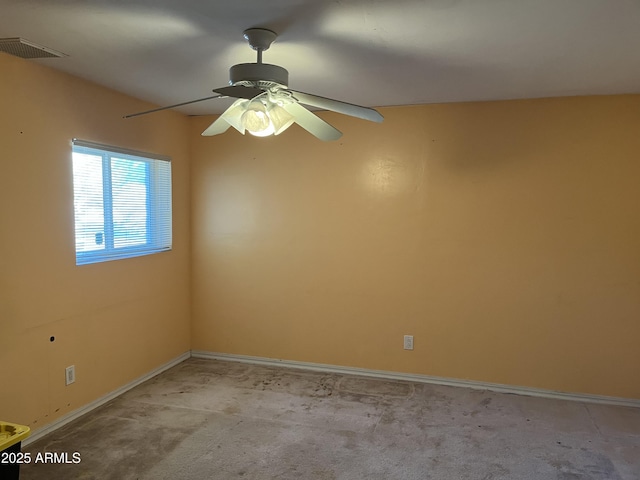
[[65, 365, 75, 385], [403, 335, 414, 350]]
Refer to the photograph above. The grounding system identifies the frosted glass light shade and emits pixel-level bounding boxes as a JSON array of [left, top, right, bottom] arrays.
[[222, 99, 249, 134], [242, 101, 274, 136], [268, 104, 295, 135]]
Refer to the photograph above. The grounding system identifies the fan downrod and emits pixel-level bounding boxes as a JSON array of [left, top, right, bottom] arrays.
[[230, 28, 287, 86]]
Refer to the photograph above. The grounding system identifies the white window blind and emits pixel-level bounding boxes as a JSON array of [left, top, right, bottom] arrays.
[[72, 140, 172, 265]]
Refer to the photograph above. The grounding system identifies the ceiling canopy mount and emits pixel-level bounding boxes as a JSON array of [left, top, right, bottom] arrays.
[[243, 28, 277, 54]]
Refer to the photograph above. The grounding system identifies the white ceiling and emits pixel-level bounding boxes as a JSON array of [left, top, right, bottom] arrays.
[[2, 0, 640, 115]]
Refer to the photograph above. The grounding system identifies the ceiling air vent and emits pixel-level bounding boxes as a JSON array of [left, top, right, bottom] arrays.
[[0, 37, 67, 59]]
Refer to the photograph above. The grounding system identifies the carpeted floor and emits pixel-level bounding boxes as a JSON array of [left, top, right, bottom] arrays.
[[20, 358, 640, 479]]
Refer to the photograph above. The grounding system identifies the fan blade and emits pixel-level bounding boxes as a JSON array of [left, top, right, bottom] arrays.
[[213, 85, 264, 100], [201, 117, 232, 137], [202, 99, 250, 136], [283, 102, 342, 141], [123, 95, 222, 119], [289, 90, 383, 123]]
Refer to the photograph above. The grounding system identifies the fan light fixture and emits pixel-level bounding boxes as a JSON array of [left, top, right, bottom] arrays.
[[242, 101, 273, 136], [221, 95, 295, 137]]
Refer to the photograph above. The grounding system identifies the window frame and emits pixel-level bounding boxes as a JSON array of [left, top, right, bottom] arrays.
[[71, 139, 172, 266]]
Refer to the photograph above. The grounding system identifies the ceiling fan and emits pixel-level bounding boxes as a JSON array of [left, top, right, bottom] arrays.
[[125, 28, 383, 141]]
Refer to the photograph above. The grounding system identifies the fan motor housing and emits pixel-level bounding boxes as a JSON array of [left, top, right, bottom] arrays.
[[230, 63, 289, 87]]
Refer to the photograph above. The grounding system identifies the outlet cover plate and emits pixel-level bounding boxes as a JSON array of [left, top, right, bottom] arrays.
[[65, 365, 75, 385]]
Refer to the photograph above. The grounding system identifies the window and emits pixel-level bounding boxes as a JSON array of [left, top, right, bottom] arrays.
[[71, 140, 172, 265]]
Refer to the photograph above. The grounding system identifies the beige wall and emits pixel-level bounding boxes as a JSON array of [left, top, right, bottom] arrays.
[[0, 53, 191, 429], [190, 95, 640, 399], [1, 50, 638, 434]]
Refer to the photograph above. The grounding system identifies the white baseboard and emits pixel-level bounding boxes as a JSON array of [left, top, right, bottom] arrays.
[[191, 350, 640, 409], [22, 348, 638, 446], [23, 351, 191, 446]]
